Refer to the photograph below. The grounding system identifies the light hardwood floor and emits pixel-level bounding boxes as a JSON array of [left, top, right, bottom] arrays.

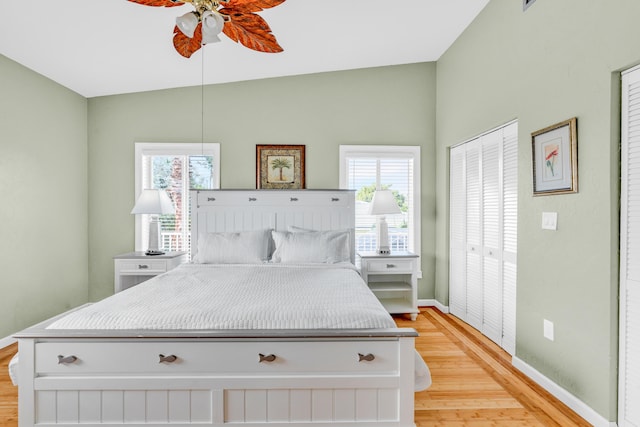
[[0, 307, 590, 426]]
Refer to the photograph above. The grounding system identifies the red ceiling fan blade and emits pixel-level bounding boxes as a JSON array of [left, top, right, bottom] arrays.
[[128, 0, 185, 7], [223, 0, 285, 13], [221, 9, 283, 52], [173, 24, 203, 58]]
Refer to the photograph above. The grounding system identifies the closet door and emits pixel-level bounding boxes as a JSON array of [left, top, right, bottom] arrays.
[[449, 144, 467, 320], [481, 131, 503, 345], [501, 123, 518, 355], [448, 122, 517, 354], [465, 139, 483, 331], [619, 66, 640, 427]]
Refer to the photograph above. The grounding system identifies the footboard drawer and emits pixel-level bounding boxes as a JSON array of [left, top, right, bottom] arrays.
[[35, 340, 399, 375]]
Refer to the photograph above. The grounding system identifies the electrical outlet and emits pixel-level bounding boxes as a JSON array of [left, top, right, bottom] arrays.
[[543, 319, 554, 341]]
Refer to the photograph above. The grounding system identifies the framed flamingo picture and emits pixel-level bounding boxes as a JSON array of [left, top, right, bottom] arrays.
[[256, 145, 305, 189], [531, 117, 578, 196]]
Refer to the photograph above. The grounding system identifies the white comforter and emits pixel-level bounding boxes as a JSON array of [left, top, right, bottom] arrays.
[[32, 262, 431, 391], [48, 263, 397, 330]]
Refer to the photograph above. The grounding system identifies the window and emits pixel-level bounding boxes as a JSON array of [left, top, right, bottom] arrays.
[[339, 146, 420, 256], [135, 142, 220, 256]]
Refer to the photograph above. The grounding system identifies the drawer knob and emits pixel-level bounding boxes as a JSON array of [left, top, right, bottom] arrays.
[[57, 355, 78, 365], [138, 264, 149, 269], [159, 354, 178, 364], [386, 264, 396, 268], [358, 353, 375, 362], [331, 198, 339, 202], [290, 197, 298, 202], [249, 197, 257, 202], [259, 353, 277, 363]]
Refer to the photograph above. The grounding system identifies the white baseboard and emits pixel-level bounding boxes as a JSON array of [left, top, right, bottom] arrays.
[[418, 299, 449, 313], [0, 336, 17, 349], [512, 356, 617, 427]]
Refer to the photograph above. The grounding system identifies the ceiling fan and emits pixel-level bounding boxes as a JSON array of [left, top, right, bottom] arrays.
[[128, 0, 286, 58]]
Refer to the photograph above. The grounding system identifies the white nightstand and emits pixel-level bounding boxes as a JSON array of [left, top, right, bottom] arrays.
[[113, 251, 188, 293], [358, 251, 419, 321]]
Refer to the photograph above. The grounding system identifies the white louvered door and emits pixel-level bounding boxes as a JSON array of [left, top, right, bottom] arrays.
[[449, 122, 518, 354], [465, 139, 483, 331], [449, 146, 467, 319], [481, 131, 503, 345], [619, 65, 640, 427], [501, 123, 518, 355]]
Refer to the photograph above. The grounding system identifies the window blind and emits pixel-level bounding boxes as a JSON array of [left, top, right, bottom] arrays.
[[341, 148, 418, 254], [135, 143, 219, 257]]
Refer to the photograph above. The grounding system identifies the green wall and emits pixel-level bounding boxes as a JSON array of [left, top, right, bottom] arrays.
[[87, 63, 437, 301], [435, 0, 640, 421], [0, 55, 88, 338]]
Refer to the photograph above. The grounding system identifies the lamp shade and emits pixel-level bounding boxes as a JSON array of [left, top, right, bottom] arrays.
[[131, 189, 175, 215], [368, 189, 401, 216], [201, 11, 225, 44], [176, 11, 199, 38]]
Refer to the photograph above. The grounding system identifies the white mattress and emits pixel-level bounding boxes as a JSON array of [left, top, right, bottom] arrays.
[[48, 263, 397, 330]]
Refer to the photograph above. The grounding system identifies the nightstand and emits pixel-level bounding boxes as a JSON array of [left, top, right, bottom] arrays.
[[113, 251, 188, 293], [358, 251, 419, 321]]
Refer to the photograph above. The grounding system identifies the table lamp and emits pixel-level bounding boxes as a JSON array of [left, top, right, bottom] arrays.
[[368, 189, 401, 255], [131, 189, 175, 255]]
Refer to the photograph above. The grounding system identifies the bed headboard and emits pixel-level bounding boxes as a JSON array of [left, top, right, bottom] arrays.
[[190, 189, 356, 263]]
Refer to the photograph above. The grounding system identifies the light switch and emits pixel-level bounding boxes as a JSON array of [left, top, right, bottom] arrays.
[[542, 212, 558, 230], [543, 319, 554, 341]]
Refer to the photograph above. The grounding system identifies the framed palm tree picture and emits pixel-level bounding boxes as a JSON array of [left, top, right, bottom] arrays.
[[256, 145, 305, 189]]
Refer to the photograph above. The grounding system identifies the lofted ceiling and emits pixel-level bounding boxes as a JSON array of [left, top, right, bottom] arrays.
[[0, 0, 489, 98]]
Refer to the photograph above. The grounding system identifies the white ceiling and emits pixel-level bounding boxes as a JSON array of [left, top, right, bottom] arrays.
[[0, 0, 489, 98]]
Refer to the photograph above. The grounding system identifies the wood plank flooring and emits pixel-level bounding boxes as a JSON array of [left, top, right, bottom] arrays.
[[0, 307, 590, 426], [0, 341, 17, 426]]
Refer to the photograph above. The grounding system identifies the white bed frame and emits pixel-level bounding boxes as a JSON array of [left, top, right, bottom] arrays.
[[16, 190, 418, 427]]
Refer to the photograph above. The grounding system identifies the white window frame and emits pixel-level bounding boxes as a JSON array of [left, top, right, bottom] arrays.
[[134, 142, 220, 252], [339, 145, 421, 264]]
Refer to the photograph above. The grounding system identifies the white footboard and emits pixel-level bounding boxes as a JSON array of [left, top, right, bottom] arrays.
[[16, 329, 417, 427]]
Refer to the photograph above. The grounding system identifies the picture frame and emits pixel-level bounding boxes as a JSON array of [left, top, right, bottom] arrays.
[[523, 0, 536, 11], [256, 144, 306, 189], [531, 117, 578, 196]]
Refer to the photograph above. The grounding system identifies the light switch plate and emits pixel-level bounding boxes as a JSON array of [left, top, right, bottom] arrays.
[[543, 319, 554, 341], [542, 212, 558, 230]]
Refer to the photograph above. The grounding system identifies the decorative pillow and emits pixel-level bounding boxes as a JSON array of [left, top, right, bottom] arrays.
[[192, 229, 271, 264], [271, 230, 350, 264]]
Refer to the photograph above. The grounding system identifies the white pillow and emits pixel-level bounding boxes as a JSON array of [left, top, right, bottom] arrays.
[[193, 229, 271, 264], [271, 230, 350, 264]]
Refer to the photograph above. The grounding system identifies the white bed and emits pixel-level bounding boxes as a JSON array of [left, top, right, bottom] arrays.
[[14, 190, 429, 427]]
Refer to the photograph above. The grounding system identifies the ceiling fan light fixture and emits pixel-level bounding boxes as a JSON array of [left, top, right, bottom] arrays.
[[129, 0, 285, 57], [201, 10, 225, 44], [176, 11, 199, 38]]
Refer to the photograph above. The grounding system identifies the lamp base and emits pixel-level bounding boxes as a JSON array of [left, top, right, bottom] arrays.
[[376, 216, 392, 255], [147, 216, 164, 256], [145, 250, 165, 256]]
